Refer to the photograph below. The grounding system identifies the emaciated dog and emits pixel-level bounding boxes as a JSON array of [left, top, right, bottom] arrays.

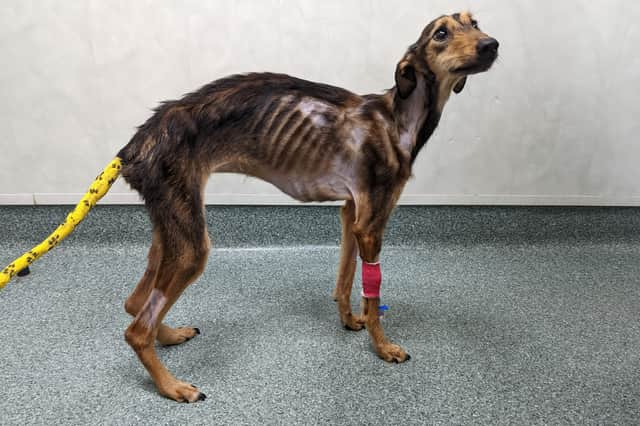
[[3, 12, 499, 402]]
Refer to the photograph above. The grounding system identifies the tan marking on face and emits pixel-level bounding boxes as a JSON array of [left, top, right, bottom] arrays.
[[427, 15, 483, 72], [459, 11, 472, 25], [422, 13, 491, 108]]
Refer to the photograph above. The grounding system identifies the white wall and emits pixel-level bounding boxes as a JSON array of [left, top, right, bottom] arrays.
[[1, 0, 639, 206]]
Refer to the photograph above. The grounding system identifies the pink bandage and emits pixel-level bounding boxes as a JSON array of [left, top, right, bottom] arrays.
[[362, 261, 382, 299]]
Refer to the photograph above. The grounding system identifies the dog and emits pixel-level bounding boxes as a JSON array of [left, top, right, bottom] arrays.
[[4, 11, 499, 402]]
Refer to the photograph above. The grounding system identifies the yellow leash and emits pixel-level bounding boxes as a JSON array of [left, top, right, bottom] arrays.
[[0, 158, 123, 290]]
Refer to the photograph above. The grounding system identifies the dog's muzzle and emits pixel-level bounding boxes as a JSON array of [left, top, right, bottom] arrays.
[[454, 37, 499, 74]]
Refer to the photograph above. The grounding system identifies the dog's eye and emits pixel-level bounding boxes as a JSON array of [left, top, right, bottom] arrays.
[[433, 28, 448, 41], [471, 20, 479, 29]]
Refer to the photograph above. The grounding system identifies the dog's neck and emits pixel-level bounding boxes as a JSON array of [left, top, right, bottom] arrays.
[[391, 71, 454, 164]]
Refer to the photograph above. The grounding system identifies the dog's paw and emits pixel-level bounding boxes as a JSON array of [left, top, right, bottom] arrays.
[[157, 326, 200, 346], [376, 343, 411, 363], [158, 380, 206, 403], [341, 313, 365, 332]]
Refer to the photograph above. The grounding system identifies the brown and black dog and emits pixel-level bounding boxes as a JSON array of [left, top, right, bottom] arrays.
[[115, 12, 498, 402]]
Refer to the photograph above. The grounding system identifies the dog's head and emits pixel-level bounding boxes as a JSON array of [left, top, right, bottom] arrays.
[[395, 12, 499, 98]]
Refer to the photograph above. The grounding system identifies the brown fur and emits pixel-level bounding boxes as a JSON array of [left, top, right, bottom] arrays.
[[118, 12, 498, 402]]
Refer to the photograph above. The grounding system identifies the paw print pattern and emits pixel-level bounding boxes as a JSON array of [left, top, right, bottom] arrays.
[[66, 213, 78, 226], [2, 263, 17, 279], [82, 198, 96, 210], [48, 234, 61, 250], [25, 250, 39, 265]]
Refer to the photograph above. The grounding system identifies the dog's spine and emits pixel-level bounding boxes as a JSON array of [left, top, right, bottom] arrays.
[[0, 158, 123, 289]]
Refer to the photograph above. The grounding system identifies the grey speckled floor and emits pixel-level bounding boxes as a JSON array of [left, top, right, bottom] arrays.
[[0, 206, 639, 425]]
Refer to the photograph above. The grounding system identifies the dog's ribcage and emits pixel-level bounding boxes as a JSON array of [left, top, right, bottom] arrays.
[[205, 74, 395, 203], [244, 95, 363, 202]]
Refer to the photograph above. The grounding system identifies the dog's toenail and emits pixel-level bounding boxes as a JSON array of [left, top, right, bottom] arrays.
[[194, 328, 201, 335], [198, 392, 207, 401], [405, 354, 411, 361]]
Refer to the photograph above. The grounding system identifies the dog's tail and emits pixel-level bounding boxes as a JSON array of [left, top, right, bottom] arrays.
[[0, 157, 123, 290]]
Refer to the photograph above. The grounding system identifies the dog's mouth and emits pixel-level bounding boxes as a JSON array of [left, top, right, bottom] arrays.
[[453, 54, 498, 75]]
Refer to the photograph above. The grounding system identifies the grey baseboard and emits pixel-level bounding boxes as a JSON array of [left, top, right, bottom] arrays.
[[2, 205, 639, 248]]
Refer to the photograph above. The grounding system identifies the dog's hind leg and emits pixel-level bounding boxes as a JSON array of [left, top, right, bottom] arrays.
[[332, 200, 364, 331], [124, 228, 200, 346], [125, 195, 210, 402], [124, 228, 161, 317]]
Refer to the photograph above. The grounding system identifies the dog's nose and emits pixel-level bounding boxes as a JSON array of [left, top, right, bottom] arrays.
[[477, 38, 499, 56]]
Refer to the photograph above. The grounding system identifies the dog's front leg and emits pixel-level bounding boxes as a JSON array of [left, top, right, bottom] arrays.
[[333, 200, 365, 331], [354, 225, 410, 363]]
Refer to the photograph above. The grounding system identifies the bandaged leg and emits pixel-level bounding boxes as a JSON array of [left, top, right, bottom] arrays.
[[361, 261, 381, 299], [353, 223, 409, 363]]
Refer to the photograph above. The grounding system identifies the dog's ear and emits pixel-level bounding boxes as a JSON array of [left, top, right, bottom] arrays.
[[453, 77, 467, 94], [395, 59, 417, 99]]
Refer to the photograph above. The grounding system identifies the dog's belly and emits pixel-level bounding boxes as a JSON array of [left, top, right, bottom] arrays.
[[267, 171, 353, 202], [215, 159, 355, 202]]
